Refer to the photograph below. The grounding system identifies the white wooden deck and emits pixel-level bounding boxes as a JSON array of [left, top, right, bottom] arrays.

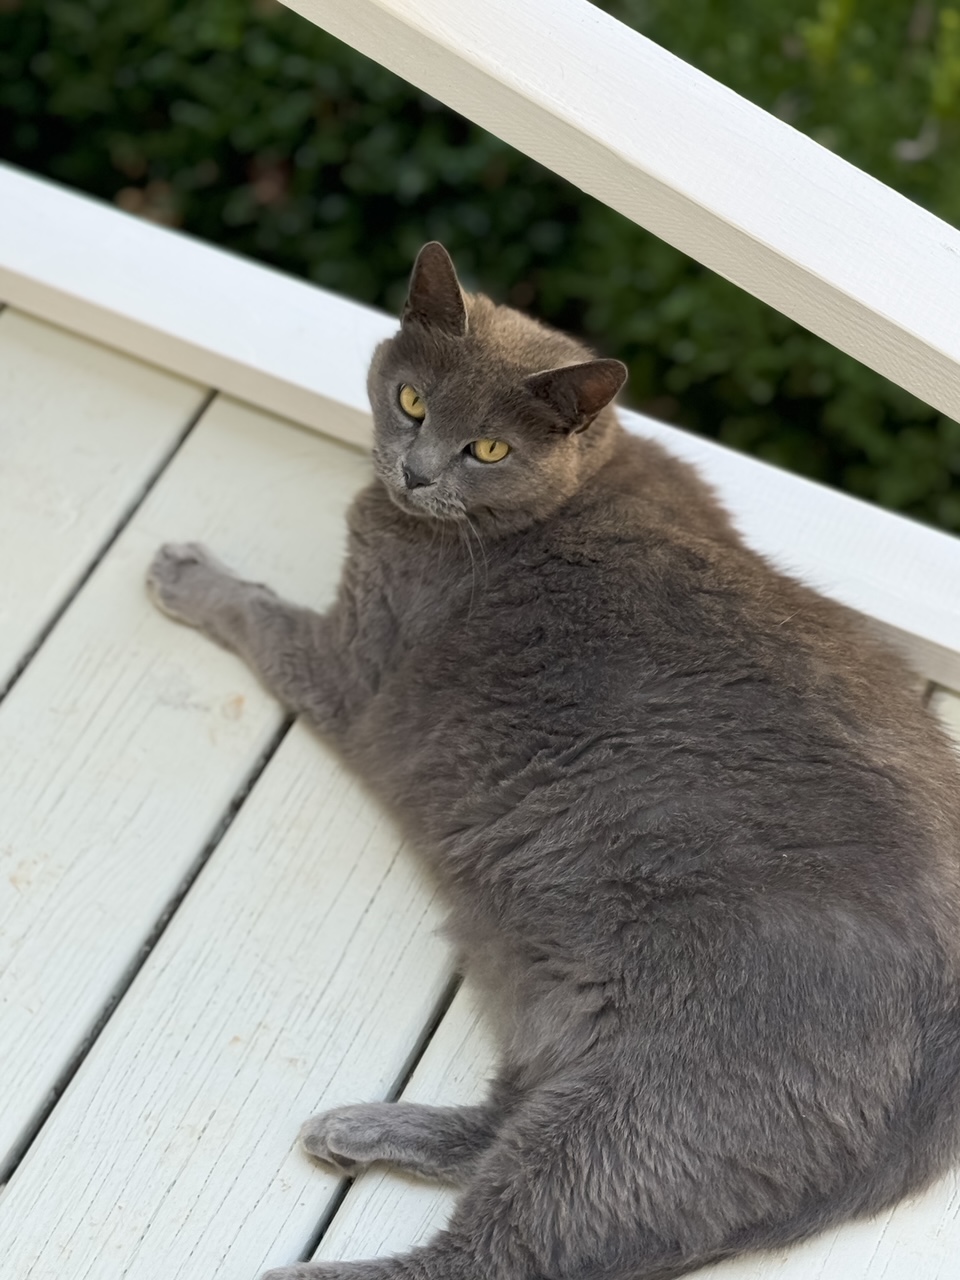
[[1, 296, 960, 1280]]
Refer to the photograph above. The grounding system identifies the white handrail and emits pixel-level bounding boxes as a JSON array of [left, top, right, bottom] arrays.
[[0, 164, 393, 448], [281, 0, 960, 424]]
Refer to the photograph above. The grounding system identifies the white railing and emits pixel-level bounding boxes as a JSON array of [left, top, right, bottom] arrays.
[[0, 165, 393, 448], [282, 0, 960, 423]]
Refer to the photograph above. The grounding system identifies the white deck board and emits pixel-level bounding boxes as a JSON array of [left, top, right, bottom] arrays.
[[0, 393, 369, 1171], [0, 308, 206, 691], [0, 723, 452, 1279]]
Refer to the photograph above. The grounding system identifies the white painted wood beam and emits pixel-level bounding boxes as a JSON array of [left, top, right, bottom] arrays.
[[0, 163, 394, 448], [281, 0, 960, 424], [931, 687, 960, 750]]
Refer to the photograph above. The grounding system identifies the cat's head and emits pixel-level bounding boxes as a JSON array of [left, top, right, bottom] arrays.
[[367, 243, 627, 530]]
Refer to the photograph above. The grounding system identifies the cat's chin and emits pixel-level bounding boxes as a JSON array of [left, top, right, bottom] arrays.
[[384, 484, 464, 523]]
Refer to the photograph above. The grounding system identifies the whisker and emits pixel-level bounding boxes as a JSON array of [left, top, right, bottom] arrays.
[[457, 519, 479, 619], [463, 512, 491, 590], [420, 514, 443, 598]]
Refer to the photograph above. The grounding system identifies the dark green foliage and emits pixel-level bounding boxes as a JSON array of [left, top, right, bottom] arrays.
[[1, 0, 958, 530]]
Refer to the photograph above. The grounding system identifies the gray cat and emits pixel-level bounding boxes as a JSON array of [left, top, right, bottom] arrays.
[[147, 243, 960, 1280]]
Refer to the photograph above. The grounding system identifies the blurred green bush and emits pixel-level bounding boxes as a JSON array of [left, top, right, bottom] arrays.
[[1, 0, 958, 530]]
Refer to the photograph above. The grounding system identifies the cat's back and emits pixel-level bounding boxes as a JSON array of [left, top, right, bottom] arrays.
[[523, 428, 960, 894], [535, 427, 934, 752]]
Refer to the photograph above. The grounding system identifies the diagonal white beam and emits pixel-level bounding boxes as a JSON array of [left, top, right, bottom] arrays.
[[281, 0, 960, 423]]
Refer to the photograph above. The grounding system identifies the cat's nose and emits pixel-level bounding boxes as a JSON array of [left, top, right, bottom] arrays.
[[402, 464, 432, 490]]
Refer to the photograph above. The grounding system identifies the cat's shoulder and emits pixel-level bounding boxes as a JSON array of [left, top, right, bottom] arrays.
[[561, 427, 744, 555]]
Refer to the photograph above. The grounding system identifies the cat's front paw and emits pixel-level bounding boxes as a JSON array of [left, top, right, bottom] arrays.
[[299, 1105, 391, 1177], [146, 542, 237, 629]]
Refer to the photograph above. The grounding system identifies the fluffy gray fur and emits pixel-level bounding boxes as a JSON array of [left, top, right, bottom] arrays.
[[147, 243, 960, 1280]]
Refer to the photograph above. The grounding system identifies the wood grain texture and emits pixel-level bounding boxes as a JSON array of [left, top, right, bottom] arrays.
[[0, 308, 206, 690], [0, 395, 369, 1172], [0, 163, 395, 446], [0, 723, 452, 1279], [315, 984, 495, 1262], [282, 0, 960, 422]]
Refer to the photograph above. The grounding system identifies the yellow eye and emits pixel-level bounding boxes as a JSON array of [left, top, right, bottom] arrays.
[[399, 384, 426, 420], [470, 438, 510, 463]]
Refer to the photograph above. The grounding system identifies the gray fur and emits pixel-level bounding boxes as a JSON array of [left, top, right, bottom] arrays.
[[147, 242, 960, 1280]]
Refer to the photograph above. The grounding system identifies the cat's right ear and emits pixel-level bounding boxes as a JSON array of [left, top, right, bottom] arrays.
[[401, 242, 468, 338], [524, 359, 627, 433]]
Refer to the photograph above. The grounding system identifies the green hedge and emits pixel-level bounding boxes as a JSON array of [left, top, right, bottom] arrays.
[[2, 0, 959, 530]]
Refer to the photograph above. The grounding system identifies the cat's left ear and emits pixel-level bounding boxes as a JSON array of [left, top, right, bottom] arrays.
[[401, 242, 468, 338], [524, 359, 627, 433]]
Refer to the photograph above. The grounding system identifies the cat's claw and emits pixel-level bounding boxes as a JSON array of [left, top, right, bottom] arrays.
[[146, 541, 237, 628]]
